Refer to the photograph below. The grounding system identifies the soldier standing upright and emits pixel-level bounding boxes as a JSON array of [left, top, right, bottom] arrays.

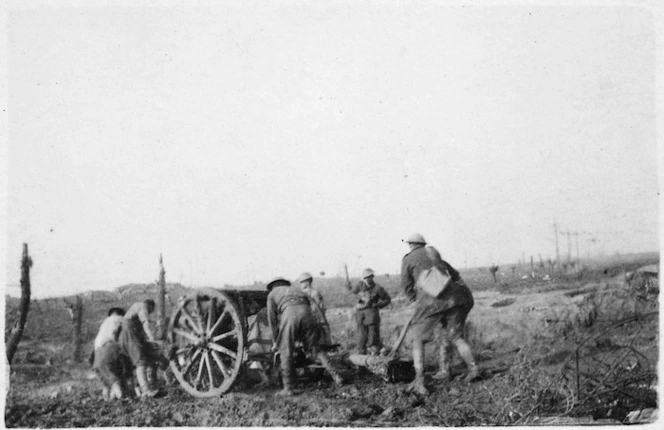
[[267, 276, 343, 396], [400, 233, 479, 395], [345, 268, 391, 355]]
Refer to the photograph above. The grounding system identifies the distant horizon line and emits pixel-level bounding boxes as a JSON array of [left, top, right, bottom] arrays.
[[5, 250, 659, 300]]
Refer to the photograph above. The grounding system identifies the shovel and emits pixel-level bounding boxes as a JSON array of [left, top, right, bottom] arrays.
[[387, 310, 418, 361]]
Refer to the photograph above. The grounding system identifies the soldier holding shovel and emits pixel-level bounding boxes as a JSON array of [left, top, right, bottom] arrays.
[[400, 233, 479, 395]]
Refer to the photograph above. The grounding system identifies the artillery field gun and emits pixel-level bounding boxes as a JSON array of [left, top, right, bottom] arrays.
[[166, 286, 414, 397]]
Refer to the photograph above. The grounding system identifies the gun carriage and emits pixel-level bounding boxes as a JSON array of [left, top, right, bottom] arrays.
[[166, 287, 413, 398]]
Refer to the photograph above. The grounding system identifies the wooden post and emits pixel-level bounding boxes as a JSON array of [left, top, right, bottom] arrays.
[[553, 219, 561, 269], [71, 296, 83, 362], [156, 253, 166, 340], [530, 256, 534, 278], [6, 243, 33, 365]]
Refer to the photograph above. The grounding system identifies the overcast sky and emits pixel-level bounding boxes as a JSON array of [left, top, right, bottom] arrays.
[[3, 1, 660, 298]]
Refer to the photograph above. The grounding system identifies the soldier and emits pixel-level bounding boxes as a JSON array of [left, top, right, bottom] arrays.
[[345, 268, 391, 355], [118, 299, 168, 397], [298, 272, 332, 347], [267, 276, 343, 396], [400, 233, 479, 395], [91, 307, 133, 399]]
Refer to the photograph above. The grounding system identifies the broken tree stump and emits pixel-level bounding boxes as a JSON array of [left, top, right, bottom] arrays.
[[66, 296, 84, 362], [156, 254, 166, 340], [6, 243, 33, 365]]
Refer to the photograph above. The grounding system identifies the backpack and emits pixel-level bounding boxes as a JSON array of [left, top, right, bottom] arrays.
[[416, 246, 452, 298]]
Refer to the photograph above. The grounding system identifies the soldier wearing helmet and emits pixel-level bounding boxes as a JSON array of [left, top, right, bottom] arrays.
[[297, 272, 332, 347], [266, 276, 343, 395], [400, 233, 479, 395], [345, 268, 391, 355]]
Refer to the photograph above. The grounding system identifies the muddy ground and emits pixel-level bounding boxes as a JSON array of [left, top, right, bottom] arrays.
[[4, 261, 659, 427]]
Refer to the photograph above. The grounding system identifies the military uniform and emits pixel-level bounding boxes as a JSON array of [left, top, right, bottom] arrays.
[[92, 312, 132, 399], [267, 285, 320, 359], [118, 302, 157, 368], [400, 235, 479, 395], [400, 246, 474, 342], [117, 301, 167, 397], [301, 287, 332, 347], [93, 342, 133, 397], [347, 280, 391, 354], [267, 280, 342, 395]]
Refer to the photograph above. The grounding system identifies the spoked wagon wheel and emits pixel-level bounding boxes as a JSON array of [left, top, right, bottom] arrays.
[[167, 288, 245, 397]]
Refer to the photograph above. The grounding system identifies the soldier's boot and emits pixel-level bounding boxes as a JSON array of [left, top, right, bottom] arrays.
[[276, 359, 294, 396], [109, 381, 124, 399], [318, 352, 344, 386], [147, 365, 159, 388], [136, 366, 159, 398], [406, 344, 429, 396], [123, 377, 137, 398], [101, 385, 110, 401], [158, 353, 170, 371], [432, 341, 453, 381], [454, 338, 479, 383]]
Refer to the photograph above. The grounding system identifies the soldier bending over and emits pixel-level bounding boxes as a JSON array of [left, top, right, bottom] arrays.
[[267, 277, 343, 396], [91, 307, 133, 399], [118, 299, 168, 397]]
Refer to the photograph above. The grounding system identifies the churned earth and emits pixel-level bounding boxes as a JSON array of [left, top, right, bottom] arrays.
[[4, 259, 659, 427]]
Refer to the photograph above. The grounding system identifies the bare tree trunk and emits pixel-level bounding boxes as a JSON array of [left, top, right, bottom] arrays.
[[530, 256, 535, 278], [72, 296, 83, 362], [6, 244, 33, 365], [156, 254, 166, 340]]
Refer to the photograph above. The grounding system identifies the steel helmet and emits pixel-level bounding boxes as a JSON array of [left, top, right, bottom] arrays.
[[362, 268, 375, 279], [298, 272, 313, 283], [405, 233, 426, 244], [266, 276, 291, 291]]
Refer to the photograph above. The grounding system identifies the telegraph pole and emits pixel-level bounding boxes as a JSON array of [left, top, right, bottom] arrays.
[[574, 232, 580, 262], [553, 219, 561, 266]]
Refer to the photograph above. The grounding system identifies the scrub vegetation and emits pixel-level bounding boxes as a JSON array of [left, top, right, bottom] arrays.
[[4, 252, 658, 426]]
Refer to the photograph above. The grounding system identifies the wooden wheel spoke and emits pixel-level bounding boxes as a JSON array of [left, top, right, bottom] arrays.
[[208, 342, 238, 360], [195, 350, 206, 388], [195, 297, 205, 329], [179, 306, 203, 335], [209, 309, 229, 335], [173, 328, 200, 344], [211, 330, 236, 343], [206, 298, 217, 334], [210, 350, 231, 377], [182, 348, 202, 376], [176, 347, 193, 355], [205, 351, 215, 389]]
